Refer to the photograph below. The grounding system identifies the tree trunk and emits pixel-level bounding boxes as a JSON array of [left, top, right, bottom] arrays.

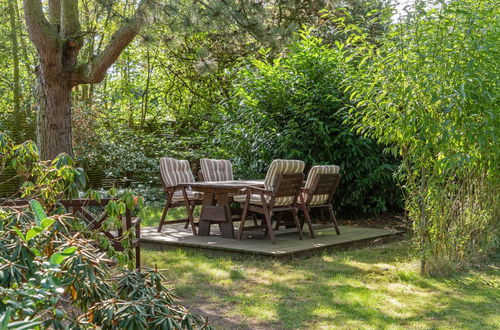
[[23, 0, 148, 159], [8, 0, 22, 143], [36, 75, 73, 160]]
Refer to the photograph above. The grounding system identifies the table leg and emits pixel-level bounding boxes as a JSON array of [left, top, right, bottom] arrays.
[[215, 193, 234, 239], [198, 192, 215, 236]]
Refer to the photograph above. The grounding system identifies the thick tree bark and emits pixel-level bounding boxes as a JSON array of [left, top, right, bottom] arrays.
[[36, 76, 73, 160], [23, 0, 149, 159]]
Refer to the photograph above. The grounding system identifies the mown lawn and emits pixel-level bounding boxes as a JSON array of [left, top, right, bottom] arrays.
[[138, 205, 198, 227], [142, 239, 499, 329]]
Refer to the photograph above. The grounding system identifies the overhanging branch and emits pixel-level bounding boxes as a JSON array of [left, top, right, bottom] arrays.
[[72, 0, 149, 85]]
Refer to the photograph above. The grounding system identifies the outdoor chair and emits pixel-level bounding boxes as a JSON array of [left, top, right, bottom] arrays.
[[199, 158, 234, 182], [299, 165, 341, 235], [157, 157, 202, 234], [233, 159, 315, 243]]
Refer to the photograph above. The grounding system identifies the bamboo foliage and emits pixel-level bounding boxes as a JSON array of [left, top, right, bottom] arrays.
[[338, 0, 499, 274]]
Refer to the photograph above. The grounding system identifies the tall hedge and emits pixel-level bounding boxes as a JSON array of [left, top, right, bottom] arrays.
[[223, 29, 402, 216]]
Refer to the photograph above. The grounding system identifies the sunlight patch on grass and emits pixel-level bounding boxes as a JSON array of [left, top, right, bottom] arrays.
[[142, 240, 500, 329], [138, 205, 202, 227]]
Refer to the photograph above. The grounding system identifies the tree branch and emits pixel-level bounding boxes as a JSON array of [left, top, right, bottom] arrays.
[[48, 0, 61, 29], [61, 0, 81, 37], [23, 0, 60, 50], [23, 0, 61, 81], [72, 0, 149, 86], [61, 0, 82, 70]]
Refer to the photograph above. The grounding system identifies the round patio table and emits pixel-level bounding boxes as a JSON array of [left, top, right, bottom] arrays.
[[179, 180, 265, 238]]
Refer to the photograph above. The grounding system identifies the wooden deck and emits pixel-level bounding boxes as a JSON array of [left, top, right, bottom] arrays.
[[140, 223, 403, 257]]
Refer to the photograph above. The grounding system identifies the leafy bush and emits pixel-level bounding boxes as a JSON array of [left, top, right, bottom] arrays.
[[73, 119, 228, 189], [223, 29, 402, 216], [341, 0, 499, 274], [0, 133, 211, 328]]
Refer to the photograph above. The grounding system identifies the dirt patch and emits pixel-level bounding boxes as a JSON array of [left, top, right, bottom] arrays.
[[337, 213, 409, 231], [183, 298, 279, 330]]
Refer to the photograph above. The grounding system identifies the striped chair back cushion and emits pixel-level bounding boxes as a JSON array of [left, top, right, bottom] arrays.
[[159, 157, 195, 189], [264, 159, 305, 206], [304, 165, 340, 205], [200, 158, 234, 181]]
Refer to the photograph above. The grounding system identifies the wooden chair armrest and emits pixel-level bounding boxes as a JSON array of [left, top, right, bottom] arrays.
[[170, 185, 188, 191], [246, 185, 272, 195]]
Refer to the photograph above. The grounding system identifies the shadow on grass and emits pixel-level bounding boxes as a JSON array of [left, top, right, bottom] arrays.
[[143, 240, 500, 329]]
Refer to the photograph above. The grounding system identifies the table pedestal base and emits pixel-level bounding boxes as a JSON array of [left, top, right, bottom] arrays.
[[198, 192, 235, 238]]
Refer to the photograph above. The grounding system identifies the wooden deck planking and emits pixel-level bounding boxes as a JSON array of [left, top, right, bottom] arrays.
[[140, 223, 403, 257]]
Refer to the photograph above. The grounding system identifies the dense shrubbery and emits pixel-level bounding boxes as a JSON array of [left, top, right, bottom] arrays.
[[73, 118, 228, 187], [0, 133, 210, 328], [223, 29, 402, 216], [341, 0, 499, 274]]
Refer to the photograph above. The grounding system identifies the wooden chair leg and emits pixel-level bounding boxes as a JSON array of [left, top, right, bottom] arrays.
[[237, 202, 249, 240], [328, 205, 340, 235], [264, 210, 273, 236], [261, 202, 276, 243], [184, 203, 196, 229], [291, 208, 303, 240], [182, 190, 197, 235], [157, 192, 173, 233], [301, 205, 316, 238], [299, 194, 316, 238]]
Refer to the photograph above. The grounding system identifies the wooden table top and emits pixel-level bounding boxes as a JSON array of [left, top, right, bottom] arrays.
[[179, 180, 265, 193]]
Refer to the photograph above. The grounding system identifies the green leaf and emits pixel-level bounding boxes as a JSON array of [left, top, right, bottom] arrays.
[[49, 246, 77, 265], [25, 226, 43, 241], [29, 200, 46, 226], [41, 217, 55, 230], [49, 253, 66, 265], [61, 246, 77, 255], [12, 227, 25, 241], [76, 167, 87, 188], [0, 308, 10, 329], [7, 320, 43, 330], [30, 247, 42, 257]]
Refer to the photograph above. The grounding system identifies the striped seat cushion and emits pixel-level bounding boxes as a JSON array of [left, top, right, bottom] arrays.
[[234, 159, 304, 207], [200, 158, 234, 181], [160, 157, 201, 200], [160, 157, 196, 187], [233, 193, 269, 205], [171, 190, 203, 202], [301, 165, 340, 205]]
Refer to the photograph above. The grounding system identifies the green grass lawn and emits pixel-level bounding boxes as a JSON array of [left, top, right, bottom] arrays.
[[142, 240, 500, 329], [138, 205, 200, 228]]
